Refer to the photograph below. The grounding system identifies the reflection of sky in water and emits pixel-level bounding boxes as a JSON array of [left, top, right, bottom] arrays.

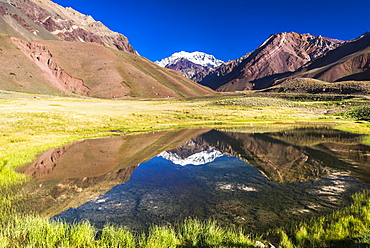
[[54, 154, 367, 231]]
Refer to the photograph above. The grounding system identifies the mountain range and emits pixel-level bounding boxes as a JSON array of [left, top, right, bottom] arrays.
[[0, 0, 369, 98], [159, 32, 369, 92], [0, 0, 213, 98]]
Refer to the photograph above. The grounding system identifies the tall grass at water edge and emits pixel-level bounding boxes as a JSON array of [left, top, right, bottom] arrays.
[[0, 214, 256, 247]]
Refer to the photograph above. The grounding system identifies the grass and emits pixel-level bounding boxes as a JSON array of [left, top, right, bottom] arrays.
[[0, 214, 257, 247], [0, 90, 370, 247]]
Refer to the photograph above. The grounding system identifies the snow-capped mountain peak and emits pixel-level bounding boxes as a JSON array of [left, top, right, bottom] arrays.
[[156, 51, 224, 69], [159, 149, 223, 166]]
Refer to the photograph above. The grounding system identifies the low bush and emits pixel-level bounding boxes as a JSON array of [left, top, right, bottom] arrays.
[[347, 105, 370, 121]]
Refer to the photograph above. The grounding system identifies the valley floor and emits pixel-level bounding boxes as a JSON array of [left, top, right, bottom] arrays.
[[1, 90, 370, 247]]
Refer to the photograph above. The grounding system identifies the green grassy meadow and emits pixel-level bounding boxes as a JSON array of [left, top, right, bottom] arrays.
[[1, 90, 370, 247]]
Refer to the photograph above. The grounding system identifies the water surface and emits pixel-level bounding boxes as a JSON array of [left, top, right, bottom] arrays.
[[23, 127, 370, 231]]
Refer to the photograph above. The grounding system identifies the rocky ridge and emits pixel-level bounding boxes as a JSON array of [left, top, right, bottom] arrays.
[[199, 32, 344, 91], [280, 32, 370, 83], [0, 0, 136, 53]]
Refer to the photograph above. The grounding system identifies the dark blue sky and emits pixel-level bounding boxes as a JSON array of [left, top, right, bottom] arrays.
[[53, 0, 370, 62]]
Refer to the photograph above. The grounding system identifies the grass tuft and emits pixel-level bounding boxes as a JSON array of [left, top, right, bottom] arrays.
[[98, 224, 135, 248]]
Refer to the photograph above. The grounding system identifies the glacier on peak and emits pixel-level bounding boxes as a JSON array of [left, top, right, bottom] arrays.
[[156, 51, 224, 69], [158, 149, 223, 166]]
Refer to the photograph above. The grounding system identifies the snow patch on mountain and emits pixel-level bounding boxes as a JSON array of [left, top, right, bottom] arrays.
[[159, 149, 223, 166], [156, 51, 224, 69]]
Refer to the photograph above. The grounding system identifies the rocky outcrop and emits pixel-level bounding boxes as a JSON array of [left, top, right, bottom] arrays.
[[11, 37, 90, 95], [11, 13, 37, 34], [199, 32, 343, 91], [282, 32, 370, 83], [0, 0, 136, 53]]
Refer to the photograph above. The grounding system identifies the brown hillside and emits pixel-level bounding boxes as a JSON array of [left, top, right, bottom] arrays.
[[0, 35, 213, 98], [199, 32, 342, 91], [37, 40, 214, 98]]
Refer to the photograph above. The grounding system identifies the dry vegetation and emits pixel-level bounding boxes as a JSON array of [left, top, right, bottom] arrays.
[[265, 78, 370, 94]]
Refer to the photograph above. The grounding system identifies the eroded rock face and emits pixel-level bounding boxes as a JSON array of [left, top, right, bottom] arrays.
[[0, 0, 136, 53], [289, 33, 370, 83], [199, 32, 343, 91], [11, 13, 37, 33], [11, 37, 90, 95]]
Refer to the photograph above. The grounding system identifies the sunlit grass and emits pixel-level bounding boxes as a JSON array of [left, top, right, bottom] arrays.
[[277, 190, 370, 247]]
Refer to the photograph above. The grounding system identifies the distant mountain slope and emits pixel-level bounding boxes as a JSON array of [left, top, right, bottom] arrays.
[[199, 32, 343, 91], [0, 35, 214, 98], [282, 32, 370, 83], [0, 0, 135, 53], [165, 58, 214, 83], [156, 51, 224, 82]]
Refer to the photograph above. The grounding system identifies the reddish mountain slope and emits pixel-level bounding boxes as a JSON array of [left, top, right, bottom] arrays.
[[284, 33, 370, 83], [0, 34, 214, 98], [199, 32, 343, 91]]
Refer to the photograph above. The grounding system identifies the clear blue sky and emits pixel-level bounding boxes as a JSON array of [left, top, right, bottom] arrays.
[[53, 0, 370, 62]]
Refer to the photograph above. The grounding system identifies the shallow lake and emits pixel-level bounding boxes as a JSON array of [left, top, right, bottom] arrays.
[[23, 127, 370, 231]]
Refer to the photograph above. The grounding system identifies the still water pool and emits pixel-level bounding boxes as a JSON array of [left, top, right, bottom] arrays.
[[25, 127, 370, 231]]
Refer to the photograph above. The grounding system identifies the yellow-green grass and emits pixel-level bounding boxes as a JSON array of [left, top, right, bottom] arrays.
[[1, 91, 369, 187]]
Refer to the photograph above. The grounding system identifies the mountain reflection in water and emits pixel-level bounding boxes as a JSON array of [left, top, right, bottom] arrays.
[[22, 127, 370, 231]]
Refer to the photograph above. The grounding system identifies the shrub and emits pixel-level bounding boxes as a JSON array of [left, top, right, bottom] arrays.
[[347, 105, 370, 121]]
